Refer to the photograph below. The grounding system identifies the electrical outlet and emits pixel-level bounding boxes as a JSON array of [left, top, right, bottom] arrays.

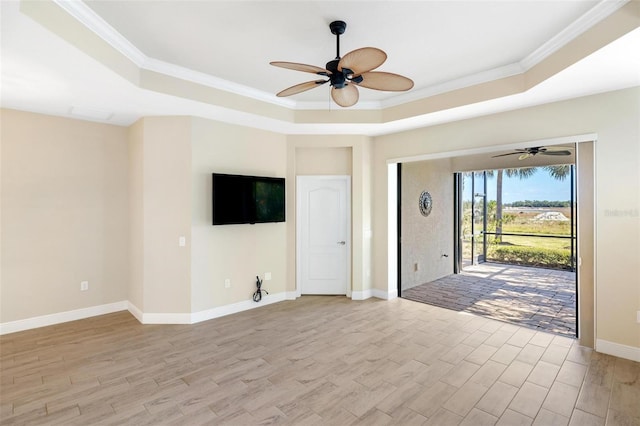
[[224, 279, 231, 289], [264, 272, 272, 281], [80, 281, 89, 291], [179, 236, 186, 247]]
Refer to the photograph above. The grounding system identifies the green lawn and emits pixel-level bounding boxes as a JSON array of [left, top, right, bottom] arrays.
[[497, 235, 572, 251], [490, 210, 574, 269], [463, 207, 575, 270]]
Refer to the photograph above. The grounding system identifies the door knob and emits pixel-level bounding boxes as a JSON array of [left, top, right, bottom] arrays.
[[337, 241, 346, 245]]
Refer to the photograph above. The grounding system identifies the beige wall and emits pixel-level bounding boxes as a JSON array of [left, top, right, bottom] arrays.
[[190, 118, 287, 312], [0, 109, 129, 322], [138, 117, 192, 314], [127, 120, 144, 310], [401, 159, 454, 290], [577, 142, 595, 348], [373, 87, 640, 350], [2, 86, 638, 356], [286, 136, 373, 296], [295, 147, 352, 175]]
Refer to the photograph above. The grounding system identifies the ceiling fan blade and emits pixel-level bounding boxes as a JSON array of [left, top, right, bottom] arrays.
[[270, 61, 329, 75], [338, 47, 387, 75], [276, 80, 328, 97], [518, 153, 534, 160], [540, 145, 574, 152], [331, 84, 359, 107], [540, 150, 572, 156], [356, 72, 414, 92], [491, 152, 522, 158]]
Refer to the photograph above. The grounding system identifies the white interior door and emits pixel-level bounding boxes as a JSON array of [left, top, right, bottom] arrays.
[[297, 176, 350, 295]]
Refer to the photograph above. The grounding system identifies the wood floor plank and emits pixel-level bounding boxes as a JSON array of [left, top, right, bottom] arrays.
[[1, 296, 636, 425]]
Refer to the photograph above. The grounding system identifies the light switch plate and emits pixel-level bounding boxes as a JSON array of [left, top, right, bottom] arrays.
[[80, 281, 89, 291], [179, 236, 186, 247], [265, 272, 272, 281]]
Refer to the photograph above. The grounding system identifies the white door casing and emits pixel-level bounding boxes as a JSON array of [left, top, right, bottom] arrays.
[[296, 176, 350, 295]]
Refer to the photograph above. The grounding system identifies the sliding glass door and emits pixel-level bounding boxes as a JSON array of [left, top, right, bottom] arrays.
[[458, 171, 487, 268]]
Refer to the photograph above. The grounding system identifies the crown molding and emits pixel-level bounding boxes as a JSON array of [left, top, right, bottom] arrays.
[[520, 0, 629, 70], [52, 0, 294, 108], [52, 0, 146, 66], [141, 57, 296, 108], [53, 0, 627, 112], [378, 62, 525, 109], [377, 0, 628, 109]]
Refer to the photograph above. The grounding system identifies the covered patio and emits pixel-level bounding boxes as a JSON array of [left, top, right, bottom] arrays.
[[402, 263, 576, 337]]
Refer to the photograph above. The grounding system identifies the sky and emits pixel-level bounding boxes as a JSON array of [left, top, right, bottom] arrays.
[[482, 167, 572, 204]]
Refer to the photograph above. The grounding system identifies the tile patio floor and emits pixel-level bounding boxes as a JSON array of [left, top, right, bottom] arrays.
[[402, 263, 576, 338]]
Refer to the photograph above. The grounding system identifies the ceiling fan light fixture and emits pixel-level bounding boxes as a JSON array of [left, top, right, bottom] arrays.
[[270, 20, 413, 107], [331, 84, 359, 107]]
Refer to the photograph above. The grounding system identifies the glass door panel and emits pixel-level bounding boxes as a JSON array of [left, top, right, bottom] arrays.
[[472, 172, 487, 264], [461, 173, 474, 267]]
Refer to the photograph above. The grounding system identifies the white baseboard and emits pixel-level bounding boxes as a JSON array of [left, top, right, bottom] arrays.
[[141, 312, 192, 324], [596, 339, 640, 362], [0, 301, 128, 335], [373, 288, 398, 300], [0, 294, 291, 333], [352, 288, 398, 300], [1, 289, 403, 334], [351, 290, 373, 300], [285, 291, 298, 300], [127, 301, 144, 323], [191, 292, 287, 324], [128, 301, 192, 325]]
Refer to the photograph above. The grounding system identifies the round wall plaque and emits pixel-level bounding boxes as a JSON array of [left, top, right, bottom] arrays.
[[419, 191, 433, 217]]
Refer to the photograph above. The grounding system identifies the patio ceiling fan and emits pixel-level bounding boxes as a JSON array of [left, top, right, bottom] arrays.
[[270, 20, 414, 107], [492, 146, 573, 161]]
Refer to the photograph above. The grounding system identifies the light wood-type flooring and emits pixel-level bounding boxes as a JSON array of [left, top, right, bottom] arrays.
[[1, 296, 638, 425]]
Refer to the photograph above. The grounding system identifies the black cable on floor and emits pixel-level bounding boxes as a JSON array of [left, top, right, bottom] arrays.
[[253, 276, 268, 302]]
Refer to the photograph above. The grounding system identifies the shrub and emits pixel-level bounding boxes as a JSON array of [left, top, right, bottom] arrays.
[[487, 245, 571, 270]]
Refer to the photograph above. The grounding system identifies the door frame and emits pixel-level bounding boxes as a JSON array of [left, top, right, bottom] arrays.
[[296, 175, 351, 298], [388, 134, 596, 346]]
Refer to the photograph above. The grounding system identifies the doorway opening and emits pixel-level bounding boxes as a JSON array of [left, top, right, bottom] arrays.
[[399, 158, 579, 338]]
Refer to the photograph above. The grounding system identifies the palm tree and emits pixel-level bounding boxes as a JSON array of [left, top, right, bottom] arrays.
[[465, 165, 569, 246], [544, 164, 571, 181], [495, 167, 537, 243]]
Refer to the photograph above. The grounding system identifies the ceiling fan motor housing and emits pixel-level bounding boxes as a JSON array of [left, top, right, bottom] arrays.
[[326, 59, 349, 88]]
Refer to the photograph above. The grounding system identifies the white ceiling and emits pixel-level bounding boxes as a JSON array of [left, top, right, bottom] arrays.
[[1, 0, 639, 134], [83, 0, 600, 104]]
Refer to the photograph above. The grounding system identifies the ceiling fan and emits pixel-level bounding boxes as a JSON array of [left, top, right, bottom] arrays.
[[270, 20, 414, 107], [492, 146, 573, 161]]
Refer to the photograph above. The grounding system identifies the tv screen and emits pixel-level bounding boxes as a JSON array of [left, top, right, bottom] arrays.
[[212, 173, 285, 225]]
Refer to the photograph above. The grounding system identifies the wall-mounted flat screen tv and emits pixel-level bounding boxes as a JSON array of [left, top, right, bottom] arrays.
[[212, 173, 285, 225]]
